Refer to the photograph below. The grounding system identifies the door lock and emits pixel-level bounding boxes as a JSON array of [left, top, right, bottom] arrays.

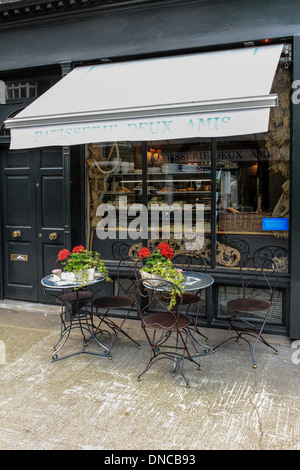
[[49, 232, 58, 240], [12, 230, 22, 238]]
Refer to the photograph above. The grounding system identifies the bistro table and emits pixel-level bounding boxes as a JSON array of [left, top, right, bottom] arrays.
[[143, 270, 214, 358], [41, 273, 110, 362]]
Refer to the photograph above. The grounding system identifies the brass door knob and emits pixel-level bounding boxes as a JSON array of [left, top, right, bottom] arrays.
[[12, 230, 22, 238], [49, 232, 58, 240]]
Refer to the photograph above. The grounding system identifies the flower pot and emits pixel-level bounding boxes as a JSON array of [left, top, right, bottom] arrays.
[[140, 270, 164, 287], [74, 268, 95, 282], [85, 267, 95, 281], [61, 272, 76, 281], [74, 270, 84, 282]]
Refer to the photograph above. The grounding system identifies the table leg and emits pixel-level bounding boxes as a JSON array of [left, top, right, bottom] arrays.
[[51, 309, 111, 362]]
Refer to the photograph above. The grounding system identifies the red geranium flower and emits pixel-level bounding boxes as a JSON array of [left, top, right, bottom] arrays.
[[138, 247, 150, 259], [157, 242, 170, 250], [158, 242, 173, 259], [72, 245, 86, 253], [58, 248, 70, 260]]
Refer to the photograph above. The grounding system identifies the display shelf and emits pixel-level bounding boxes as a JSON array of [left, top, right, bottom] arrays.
[[100, 167, 213, 230]]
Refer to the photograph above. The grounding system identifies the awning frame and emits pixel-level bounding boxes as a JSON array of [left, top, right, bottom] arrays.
[[4, 44, 284, 148], [5, 94, 278, 129]]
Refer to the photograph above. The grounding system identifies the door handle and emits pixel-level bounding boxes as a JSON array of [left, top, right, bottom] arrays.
[[12, 230, 22, 238], [49, 232, 58, 240]]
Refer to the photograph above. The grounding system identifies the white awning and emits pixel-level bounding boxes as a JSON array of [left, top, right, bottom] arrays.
[[5, 44, 283, 149]]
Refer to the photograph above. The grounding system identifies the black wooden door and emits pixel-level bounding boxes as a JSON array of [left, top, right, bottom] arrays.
[[1, 146, 69, 302]]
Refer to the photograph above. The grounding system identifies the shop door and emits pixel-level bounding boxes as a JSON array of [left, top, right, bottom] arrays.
[[1, 146, 69, 302]]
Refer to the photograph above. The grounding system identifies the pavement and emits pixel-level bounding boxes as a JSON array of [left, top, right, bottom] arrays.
[[0, 299, 299, 451]]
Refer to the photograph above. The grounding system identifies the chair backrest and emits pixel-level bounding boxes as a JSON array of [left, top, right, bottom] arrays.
[[171, 253, 207, 272], [240, 256, 279, 304], [134, 278, 184, 329], [116, 257, 143, 297]]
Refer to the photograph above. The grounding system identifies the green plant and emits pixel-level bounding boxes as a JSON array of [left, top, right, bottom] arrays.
[[57, 245, 110, 282], [139, 243, 185, 309]]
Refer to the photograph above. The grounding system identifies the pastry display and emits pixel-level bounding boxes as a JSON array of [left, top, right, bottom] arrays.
[[98, 159, 212, 235], [178, 187, 194, 192], [116, 186, 132, 192], [196, 184, 211, 191]]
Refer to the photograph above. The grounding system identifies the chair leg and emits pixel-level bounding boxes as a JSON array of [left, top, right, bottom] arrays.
[[137, 327, 201, 388], [93, 307, 141, 356], [212, 314, 236, 352], [250, 315, 279, 368], [213, 310, 279, 368]]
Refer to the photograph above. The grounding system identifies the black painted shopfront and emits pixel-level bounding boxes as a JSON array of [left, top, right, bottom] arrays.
[[0, 0, 299, 339]]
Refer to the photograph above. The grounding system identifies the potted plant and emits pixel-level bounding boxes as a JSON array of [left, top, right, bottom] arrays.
[[57, 245, 110, 283], [138, 242, 185, 309]]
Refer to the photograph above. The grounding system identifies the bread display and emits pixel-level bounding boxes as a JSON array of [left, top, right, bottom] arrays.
[[196, 184, 211, 191], [116, 186, 132, 192]]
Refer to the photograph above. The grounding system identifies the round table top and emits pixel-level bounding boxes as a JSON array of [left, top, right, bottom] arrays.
[[181, 271, 214, 291], [142, 271, 214, 292], [41, 272, 107, 290]]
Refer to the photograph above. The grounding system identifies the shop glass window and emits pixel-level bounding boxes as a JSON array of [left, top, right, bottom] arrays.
[[87, 139, 212, 263], [146, 139, 211, 266], [215, 132, 289, 272], [215, 64, 290, 273], [87, 141, 139, 261]]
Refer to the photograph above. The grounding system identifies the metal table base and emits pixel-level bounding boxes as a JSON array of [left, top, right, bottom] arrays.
[[51, 309, 111, 362]]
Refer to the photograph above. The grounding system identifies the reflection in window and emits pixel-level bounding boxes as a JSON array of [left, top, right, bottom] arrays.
[[216, 65, 290, 272], [87, 140, 212, 262]]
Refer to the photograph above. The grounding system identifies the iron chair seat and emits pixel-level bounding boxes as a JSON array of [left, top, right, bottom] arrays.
[[227, 297, 271, 313], [56, 290, 92, 304], [143, 311, 191, 331], [213, 256, 279, 368], [93, 294, 133, 309]]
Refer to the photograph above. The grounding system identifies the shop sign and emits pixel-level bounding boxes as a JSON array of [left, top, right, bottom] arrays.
[[262, 218, 289, 231], [162, 149, 271, 163], [9, 108, 270, 149]]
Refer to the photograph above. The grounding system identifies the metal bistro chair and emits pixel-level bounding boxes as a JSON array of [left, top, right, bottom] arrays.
[[135, 278, 202, 388], [92, 257, 142, 357], [168, 253, 211, 353], [213, 256, 279, 368]]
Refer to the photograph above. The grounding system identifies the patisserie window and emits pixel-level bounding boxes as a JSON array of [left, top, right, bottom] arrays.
[[87, 132, 289, 273], [86, 139, 212, 261]]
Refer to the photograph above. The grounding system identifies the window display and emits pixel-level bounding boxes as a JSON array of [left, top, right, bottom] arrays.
[[87, 139, 212, 262]]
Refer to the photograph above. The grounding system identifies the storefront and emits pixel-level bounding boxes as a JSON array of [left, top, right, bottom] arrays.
[[0, 0, 299, 338]]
